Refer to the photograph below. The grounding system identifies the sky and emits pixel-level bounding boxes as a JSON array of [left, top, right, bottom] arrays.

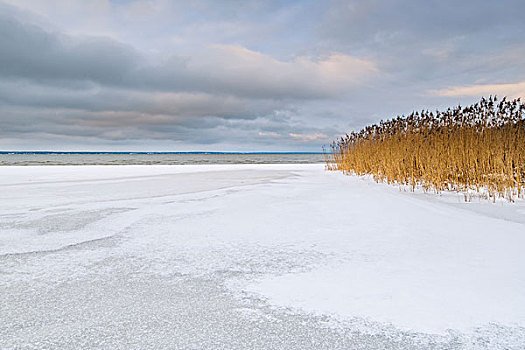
[[1, 0, 524, 152]]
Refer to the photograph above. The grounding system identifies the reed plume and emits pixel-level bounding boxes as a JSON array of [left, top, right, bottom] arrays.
[[327, 96, 525, 201]]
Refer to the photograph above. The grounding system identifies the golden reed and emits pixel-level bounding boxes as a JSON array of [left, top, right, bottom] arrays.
[[326, 96, 525, 201]]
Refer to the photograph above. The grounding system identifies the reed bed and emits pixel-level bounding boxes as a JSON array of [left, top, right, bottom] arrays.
[[327, 96, 525, 201]]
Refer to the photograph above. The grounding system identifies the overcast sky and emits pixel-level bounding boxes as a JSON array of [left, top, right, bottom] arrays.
[[1, 0, 524, 151]]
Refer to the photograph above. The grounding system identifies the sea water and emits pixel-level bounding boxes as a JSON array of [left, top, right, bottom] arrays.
[[0, 152, 326, 166]]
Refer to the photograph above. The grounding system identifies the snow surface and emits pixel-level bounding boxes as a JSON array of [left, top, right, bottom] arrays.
[[1, 164, 524, 349]]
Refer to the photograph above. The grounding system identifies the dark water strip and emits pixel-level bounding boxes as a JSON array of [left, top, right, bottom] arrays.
[[0, 153, 327, 166]]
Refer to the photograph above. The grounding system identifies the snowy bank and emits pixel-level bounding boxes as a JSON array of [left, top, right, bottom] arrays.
[[1, 164, 524, 348]]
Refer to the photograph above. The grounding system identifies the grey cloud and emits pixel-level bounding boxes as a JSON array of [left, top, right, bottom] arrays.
[[0, 2, 375, 151], [319, 0, 525, 87], [321, 0, 525, 48], [0, 8, 375, 100], [0, 11, 139, 85], [309, 0, 525, 135], [0, 103, 337, 151], [0, 79, 281, 119], [1, 0, 523, 151]]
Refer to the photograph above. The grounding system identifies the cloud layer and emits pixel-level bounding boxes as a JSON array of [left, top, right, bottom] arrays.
[[0, 0, 524, 151], [431, 81, 525, 99]]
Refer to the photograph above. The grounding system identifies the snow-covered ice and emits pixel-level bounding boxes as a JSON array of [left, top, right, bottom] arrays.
[[1, 164, 524, 349]]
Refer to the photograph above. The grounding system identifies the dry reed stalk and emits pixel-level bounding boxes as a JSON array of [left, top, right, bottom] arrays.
[[326, 96, 525, 201]]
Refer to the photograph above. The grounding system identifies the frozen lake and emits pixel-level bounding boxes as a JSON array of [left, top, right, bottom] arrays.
[[1, 164, 524, 349]]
